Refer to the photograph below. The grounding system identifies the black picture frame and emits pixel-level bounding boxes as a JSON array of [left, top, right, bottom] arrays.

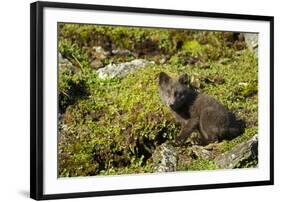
[[30, 1, 274, 200]]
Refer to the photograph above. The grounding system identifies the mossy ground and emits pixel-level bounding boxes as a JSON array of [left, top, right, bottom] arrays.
[[58, 23, 258, 177]]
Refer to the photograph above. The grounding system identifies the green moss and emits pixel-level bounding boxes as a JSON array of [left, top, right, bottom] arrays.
[[219, 127, 257, 153], [188, 158, 218, 171], [182, 40, 202, 56], [59, 39, 89, 69]]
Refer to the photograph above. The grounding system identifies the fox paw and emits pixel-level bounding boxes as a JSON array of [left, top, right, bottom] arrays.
[[175, 136, 186, 145]]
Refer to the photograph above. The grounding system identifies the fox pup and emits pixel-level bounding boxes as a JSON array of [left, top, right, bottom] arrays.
[[158, 72, 244, 145]]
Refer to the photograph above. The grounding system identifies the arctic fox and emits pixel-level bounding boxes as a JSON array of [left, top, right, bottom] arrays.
[[158, 72, 244, 145]]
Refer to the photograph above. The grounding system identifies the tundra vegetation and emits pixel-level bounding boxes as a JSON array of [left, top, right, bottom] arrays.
[[58, 23, 258, 177]]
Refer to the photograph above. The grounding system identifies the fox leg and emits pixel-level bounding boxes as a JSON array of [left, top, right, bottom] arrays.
[[199, 107, 226, 145], [175, 118, 199, 144]]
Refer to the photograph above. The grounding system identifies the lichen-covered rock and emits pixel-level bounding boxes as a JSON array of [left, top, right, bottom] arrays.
[[90, 60, 103, 69], [244, 33, 258, 56], [96, 59, 154, 79], [92, 46, 110, 58], [112, 49, 132, 56], [215, 135, 258, 169], [59, 53, 76, 71], [191, 144, 221, 160], [152, 143, 177, 172]]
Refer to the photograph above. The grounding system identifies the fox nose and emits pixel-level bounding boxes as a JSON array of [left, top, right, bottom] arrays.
[[169, 104, 175, 109]]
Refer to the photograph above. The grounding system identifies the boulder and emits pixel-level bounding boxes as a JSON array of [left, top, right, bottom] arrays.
[[244, 33, 258, 56], [214, 135, 258, 169], [112, 49, 132, 56], [152, 143, 177, 172], [97, 59, 154, 79], [90, 60, 103, 69], [58, 53, 76, 71]]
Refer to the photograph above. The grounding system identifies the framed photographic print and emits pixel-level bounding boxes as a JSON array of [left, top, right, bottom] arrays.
[[30, 1, 274, 200]]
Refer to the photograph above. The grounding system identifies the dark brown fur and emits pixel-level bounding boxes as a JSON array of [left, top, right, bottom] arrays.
[[158, 72, 244, 145]]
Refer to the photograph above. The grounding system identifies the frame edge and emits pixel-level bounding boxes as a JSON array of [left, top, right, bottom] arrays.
[[29, 1, 274, 200], [36, 1, 273, 21], [30, 1, 44, 200], [269, 17, 274, 185]]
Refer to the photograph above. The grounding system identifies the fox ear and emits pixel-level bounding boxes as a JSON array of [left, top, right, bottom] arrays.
[[178, 73, 188, 84], [159, 72, 171, 85]]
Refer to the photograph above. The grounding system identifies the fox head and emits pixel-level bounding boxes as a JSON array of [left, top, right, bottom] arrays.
[[158, 72, 193, 111]]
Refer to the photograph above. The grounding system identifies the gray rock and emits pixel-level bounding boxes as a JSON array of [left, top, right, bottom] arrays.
[[112, 49, 132, 56], [191, 143, 220, 160], [214, 135, 258, 169], [90, 60, 103, 69], [152, 143, 177, 172], [92, 46, 110, 60], [244, 33, 258, 56], [96, 59, 154, 79], [58, 53, 77, 72], [92, 46, 109, 55], [59, 53, 71, 67]]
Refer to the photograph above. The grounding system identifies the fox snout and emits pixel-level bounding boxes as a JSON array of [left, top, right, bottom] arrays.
[[169, 103, 177, 110]]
